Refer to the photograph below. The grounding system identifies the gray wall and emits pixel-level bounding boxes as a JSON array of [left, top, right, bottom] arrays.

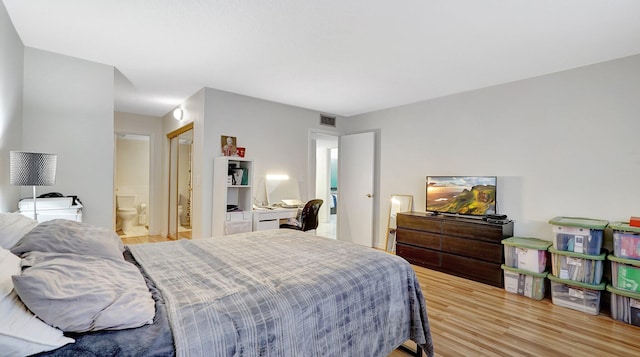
[[22, 48, 114, 228], [0, 1, 23, 212], [345, 55, 640, 247]]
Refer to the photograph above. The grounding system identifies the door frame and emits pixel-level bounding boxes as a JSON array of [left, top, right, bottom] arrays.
[[308, 128, 379, 245], [113, 131, 154, 236]]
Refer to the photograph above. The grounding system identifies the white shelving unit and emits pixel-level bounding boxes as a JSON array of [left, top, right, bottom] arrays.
[[212, 157, 254, 236]]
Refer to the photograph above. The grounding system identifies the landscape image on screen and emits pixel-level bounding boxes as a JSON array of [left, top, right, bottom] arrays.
[[426, 176, 496, 216]]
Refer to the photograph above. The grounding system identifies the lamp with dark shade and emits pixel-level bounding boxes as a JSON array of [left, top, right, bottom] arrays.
[[10, 151, 58, 220]]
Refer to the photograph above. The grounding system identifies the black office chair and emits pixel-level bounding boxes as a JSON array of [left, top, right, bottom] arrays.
[[280, 199, 323, 232]]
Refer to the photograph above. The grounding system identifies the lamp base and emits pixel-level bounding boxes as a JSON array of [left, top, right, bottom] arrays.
[[32, 185, 37, 221]]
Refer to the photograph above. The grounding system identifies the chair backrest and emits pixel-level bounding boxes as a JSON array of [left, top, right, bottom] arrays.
[[300, 199, 323, 231]]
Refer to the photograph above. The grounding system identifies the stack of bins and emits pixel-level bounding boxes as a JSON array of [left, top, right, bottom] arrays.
[[547, 217, 608, 315], [607, 222, 640, 326], [501, 237, 551, 300]]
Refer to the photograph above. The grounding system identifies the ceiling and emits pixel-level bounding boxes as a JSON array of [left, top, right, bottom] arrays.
[[4, 0, 640, 118]]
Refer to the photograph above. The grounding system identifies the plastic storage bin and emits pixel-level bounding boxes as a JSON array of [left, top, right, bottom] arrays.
[[548, 274, 605, 315], [607, 285, 640, 327], [502, 237, 552, 273], [501, 265, 548, 300], [609, 255, 640, 293], [548, 216, 608, 255], [610, 222, 640, 260], [549, 247, 605, 285]]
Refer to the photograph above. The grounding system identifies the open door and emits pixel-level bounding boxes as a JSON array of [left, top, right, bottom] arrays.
[[338, 131, 375, 247]]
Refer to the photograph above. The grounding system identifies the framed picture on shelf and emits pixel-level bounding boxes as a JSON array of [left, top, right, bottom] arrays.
[[221, 135, 237, 156]]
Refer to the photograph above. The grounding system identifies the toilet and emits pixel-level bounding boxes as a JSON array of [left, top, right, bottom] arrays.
[[178, 205, 184, 226], [116, 195, 137, 235]]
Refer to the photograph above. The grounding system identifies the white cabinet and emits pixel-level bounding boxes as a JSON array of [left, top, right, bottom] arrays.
[[212, 157, 254, 236], [252, 208, 299, 231]]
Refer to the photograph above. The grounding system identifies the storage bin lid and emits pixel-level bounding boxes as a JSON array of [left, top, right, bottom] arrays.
[[609, 222, 640, 233], [500, 264, 548, 278], [547, 274, 606, 290], [606, 284, 640, 300], [548, 247, 607, 260], [608, 254, 640, 267], [501, 237, 552, 250], [548, 216, 608, 230]]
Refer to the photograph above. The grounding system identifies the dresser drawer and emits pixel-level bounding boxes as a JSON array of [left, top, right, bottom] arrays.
[[441, 253, 503, 287], [443, 220, 505, 242], [396, 228, 441, 250], [397, 213, 442, 233], [442, 235, 503, 263], [397, 244, 441, 269]]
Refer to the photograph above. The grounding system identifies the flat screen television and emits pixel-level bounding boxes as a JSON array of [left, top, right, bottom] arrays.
[[426, 176, 497, 216]]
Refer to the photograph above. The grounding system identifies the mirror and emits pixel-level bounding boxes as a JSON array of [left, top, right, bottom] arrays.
[[385, 194, 413, 252], [167, 123, 193, 240]]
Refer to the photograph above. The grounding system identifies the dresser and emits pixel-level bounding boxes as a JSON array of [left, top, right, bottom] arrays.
[[396, 212, 513, 287]]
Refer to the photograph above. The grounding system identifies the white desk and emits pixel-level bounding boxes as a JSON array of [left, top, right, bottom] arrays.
[[252, 208, 298, 231]]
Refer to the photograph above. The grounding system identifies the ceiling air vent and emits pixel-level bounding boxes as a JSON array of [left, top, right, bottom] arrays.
[[320, 115, 336, 127]]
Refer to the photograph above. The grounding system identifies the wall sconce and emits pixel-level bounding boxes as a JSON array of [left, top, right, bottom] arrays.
[[10, 151, 58, 220], [173, 108, 183, 120]]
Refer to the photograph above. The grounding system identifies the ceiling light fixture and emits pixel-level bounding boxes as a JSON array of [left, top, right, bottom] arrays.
[[173, 108, 183, 120]]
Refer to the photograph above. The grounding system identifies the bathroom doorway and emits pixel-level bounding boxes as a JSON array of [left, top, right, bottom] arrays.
[[313, 133, 338, 239], [114, 133, 150, 238]]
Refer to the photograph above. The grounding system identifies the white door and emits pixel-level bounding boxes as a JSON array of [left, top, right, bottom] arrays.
[[338, 132, 375, 246]]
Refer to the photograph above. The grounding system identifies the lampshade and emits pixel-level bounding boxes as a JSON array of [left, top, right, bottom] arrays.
[[10, 151, 57, 186]]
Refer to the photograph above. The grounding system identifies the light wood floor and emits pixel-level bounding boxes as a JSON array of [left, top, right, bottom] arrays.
[[392, 265, 640, 357], [123, 236, 640, 357]]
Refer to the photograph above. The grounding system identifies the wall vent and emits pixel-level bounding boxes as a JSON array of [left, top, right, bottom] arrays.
[[320, 115, 336, 127]]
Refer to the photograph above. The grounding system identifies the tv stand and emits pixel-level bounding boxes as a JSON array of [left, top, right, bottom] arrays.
[[396, 212, 513, 287]]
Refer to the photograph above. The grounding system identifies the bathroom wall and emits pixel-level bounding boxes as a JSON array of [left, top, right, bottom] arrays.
[[115, 135, 150, 225]]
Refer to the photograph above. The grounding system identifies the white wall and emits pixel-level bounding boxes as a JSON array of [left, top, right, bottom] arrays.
[[22, 48, 114, 228], [115, 111, 163, 235], [176, 88, 343, 238], [0, 1, 23, 212], [345, 54, 640, 247]]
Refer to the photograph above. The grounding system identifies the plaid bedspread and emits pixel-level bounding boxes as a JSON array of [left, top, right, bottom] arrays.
[[129, 230, 433, 357]]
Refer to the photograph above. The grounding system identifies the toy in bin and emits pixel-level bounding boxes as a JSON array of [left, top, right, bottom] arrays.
[[502, 237, 551, 273], [609, 222, 640, 260], [549, 247, 605, 285], [607, 285, 640, 327], [609, 255, 640, 293], [548, 216, 608, 256], [501, 265, 548, 300], [548, 274, 605, 315]]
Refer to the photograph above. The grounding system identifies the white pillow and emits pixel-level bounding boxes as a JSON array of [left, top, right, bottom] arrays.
[[0, 291, 74, 355], [0, 247, 21, 299], [0, 212, 38, 249]]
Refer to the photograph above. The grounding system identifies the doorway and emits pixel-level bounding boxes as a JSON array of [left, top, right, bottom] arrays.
[[114, 133, 150, 238], [313, 133, 338, 239]]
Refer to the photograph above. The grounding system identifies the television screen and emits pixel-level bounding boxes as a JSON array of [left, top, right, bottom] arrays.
[[426, 176, 497, 216]]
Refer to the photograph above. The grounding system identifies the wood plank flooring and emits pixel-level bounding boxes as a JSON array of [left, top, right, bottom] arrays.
[[392, 264, 640, 357], [124, 236, 640, 356]]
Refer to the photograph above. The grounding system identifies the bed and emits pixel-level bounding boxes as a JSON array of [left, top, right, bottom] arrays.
[[1, 214, 433, 357]]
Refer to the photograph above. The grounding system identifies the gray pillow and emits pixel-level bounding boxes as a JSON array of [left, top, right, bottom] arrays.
[[12, 251, 155, 333], [0, 212, 37, 249], [11, 219, 124, 260]]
